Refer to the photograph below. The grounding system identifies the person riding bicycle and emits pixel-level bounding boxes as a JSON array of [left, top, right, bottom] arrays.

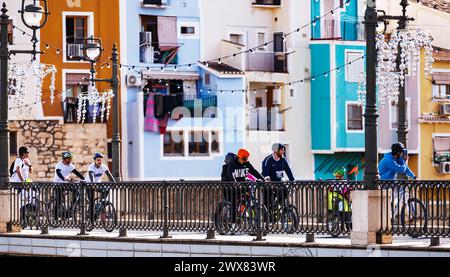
[[86, 152, 116, 226], [261, 143, 295, 217], [224, 149, 264, 226], [379, 143, 417, 223], [52, 151, 85, 220], [379, 142, 416, 180]]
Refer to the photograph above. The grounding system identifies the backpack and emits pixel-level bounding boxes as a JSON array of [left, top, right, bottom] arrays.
[[9, 159, 24, 177]]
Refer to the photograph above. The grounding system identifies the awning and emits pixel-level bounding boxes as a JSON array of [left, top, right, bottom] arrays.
[[314, 153, 364, 180], [142, 71, 200, 81], [432, 72, 450, 85]]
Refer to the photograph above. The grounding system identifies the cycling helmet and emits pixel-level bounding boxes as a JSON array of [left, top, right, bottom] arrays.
[[333, 167, 346, 179], [272, 143, 287, 152], [62, 151, 74, 159], [391, 142, 405, 155], [93, 152, 104, 160]]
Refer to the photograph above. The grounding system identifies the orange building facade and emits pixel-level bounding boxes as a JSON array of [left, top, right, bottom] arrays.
[[39, 0, 121, 168]]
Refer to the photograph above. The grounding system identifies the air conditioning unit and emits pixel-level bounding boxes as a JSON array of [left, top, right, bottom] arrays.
[[126, 74, 142, 87], [439, 103, 450, 115], [439, 162, 450, 174], [140, 32, 152, 46], [272, 88, 282, 105], [143, 0, 168, 5]]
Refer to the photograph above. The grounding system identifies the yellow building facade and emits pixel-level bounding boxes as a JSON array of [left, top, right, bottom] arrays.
[[419, 48, 450, 180]]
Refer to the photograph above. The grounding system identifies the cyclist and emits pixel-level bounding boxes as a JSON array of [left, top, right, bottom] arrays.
[[379, 142, 416, 180], [52, 151, 85, 220], [379, 143, 417, 223], [224, 149, 263, 227], [262, 143, 295, 217], [87, 153, 115, 183], [10, 146, 33, 183]]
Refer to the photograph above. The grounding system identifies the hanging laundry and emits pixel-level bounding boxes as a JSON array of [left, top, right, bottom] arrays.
[[144, 94, 160, 132], [153, 93, 165, 119], [159, 114, 170, 134]]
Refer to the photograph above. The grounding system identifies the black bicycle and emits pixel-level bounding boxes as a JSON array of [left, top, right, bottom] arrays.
[[392, 187, 427, 237], [85, 186, 117, 233], [266, 185, 299, 234], [214, 185, 269, 236], [19, 186, 46, 230]]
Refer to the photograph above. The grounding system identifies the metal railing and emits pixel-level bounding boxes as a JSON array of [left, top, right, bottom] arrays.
[[246, 52, 288, 73], [311, 20, 365, 41], [183, 95, 217, 116], [379, 180, 450, 238], [9, 180, 363, 238]]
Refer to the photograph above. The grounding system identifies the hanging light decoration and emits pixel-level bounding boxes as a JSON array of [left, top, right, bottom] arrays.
[[359, 29, 434, 107]]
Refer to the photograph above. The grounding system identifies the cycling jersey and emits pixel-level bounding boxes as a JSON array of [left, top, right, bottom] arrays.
[[261, 154, 295, 181], [87, 163, 110, 183], [53, 161, 76, 182]]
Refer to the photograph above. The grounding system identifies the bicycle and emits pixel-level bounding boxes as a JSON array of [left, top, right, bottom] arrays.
[[214, 184, 269, 236], [327, 185, 352, 237], [85, 186, 117, 233], [265, 184, 299, 234], [18, 185, 47, 230], [391, 185, 427, 238]]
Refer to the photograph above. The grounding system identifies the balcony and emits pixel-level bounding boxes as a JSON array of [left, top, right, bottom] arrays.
[[141, 0, 170, 8], [140, 32, 182, 65], [66, 38, 84, 61], [312, 20, 365, 41], [64, 97, 104, 124], [249, 107, 284, 131], [247, 51, 288, 73]]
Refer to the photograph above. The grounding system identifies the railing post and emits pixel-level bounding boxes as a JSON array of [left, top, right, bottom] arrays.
[[253, 183, 266, 242], [160, 181, 171, 239], [430, 237, 440, 247], [306, 234, 315, 243], [41, 226, 49, 235], [206, 229, 215, 240], [77, 182, 87, 236]]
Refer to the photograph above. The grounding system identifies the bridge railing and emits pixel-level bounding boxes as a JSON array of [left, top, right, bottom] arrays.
[[9, 180, 363, 238]]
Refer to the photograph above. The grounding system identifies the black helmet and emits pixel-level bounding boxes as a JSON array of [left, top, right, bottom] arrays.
[[224, 152, 236, 164], [18, 146, 29, 156], [93, 152, 104, 160], [272, 143, 286, 152], [391, 142, 405, 155]]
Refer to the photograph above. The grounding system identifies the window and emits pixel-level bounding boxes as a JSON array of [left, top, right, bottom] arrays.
[[162, 130, 221, 158], [432, 84, 450, 100], [345, 51, 364, 83], [163, 131, 185, 156], [347, 103, 363, 131], [211, 131, 220, 154], [390, 99, 410, 130], [433, 135, 450, 164], [65, 17, 87, 61], [181, 26, 195, 35], [204, 73, 210, 86], [257, 32, 266, 50], [229, 34, 243, 45], [189, 131, 209, 156], [10, 131, 17, 155]]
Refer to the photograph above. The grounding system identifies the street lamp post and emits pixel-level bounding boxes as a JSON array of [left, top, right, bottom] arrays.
[[83, 37, 121, 181], [364, 0, 380, 190], [0, 1, 49, 190]]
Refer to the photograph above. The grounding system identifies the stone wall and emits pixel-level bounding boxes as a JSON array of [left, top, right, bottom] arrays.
[[10, 120, 108, 181]]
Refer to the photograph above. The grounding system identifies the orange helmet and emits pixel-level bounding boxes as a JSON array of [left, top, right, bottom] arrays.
[[237, 149, 250, 160]]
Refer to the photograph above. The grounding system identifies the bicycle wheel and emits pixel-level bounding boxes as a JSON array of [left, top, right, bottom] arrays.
[[100, 201, 117, 233], [401, 198, 427, 237], [327, 212, 344, 237], [214, 202, 233, 235], [281, 205, 299, 234], [247, 204, 270, 236]]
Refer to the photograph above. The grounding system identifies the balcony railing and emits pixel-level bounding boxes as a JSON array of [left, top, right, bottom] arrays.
[[312, 20, 365, 41], [249, 107, 284, 131], [140, 37, 182, 65], [252, 0, 281, 7], [66, 38, 85, 61], [246, 52, 288, 73]]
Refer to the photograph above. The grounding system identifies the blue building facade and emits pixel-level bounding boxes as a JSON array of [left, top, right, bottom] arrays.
[[310, 0, 366, 180], [123, 0, 245, 180]]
